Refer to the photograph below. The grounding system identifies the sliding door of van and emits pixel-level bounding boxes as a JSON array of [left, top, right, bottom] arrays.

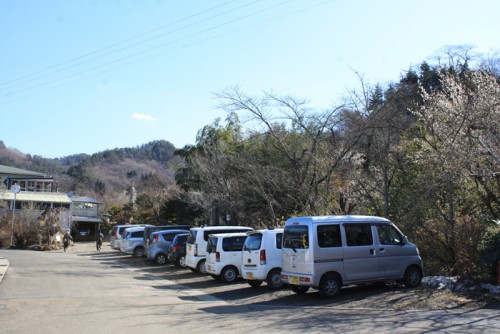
[[342, 224, 382, 282]]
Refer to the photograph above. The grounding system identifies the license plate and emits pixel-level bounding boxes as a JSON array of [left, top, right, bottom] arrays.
[[207, 265, 212, 271], [291, 276, 299, 285], [247, 273, 253, 279], [188, 245, 192, 251]]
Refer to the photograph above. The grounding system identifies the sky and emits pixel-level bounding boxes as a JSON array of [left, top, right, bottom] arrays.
[[1, 0, 499, 159]]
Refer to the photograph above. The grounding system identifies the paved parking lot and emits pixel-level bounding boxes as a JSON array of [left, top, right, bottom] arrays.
[[82, 242, 498, 311], [1, 241, 500, 334]]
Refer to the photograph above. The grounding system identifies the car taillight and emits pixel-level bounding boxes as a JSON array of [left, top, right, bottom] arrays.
[[173, 244, 180, 252], [153, 235, 159, 243], [260, 249, 266, 265], [216, 252, 220, 262], [115, 231, 119, 238]]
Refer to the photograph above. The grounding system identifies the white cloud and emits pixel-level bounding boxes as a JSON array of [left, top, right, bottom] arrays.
[[132, 113, 158, 122]]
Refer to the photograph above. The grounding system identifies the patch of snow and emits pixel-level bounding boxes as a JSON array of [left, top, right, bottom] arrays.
[[422, 276, 500, 294]]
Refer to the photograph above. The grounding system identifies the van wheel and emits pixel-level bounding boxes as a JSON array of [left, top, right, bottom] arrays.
[[133, 246, 145, 257], [291, 285, 309, 294], [197, 259, 207, 274], [248, 280, 263, 288], [175, 255, 186, 268], [403, 266, 422, 288], [155, 253, 167, 265], [221, 266, 238, 283], [319, 273, 341, 298], [266, 269, 285, 290]]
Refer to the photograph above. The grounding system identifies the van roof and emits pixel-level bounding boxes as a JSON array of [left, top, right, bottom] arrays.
[[151, 229, 191, 235], [248, 228, 284, 235], [124, 226, 146, 232], [285, 215, 390, 224], [190, 226, 252, 231], [208, 232, 249, 238]]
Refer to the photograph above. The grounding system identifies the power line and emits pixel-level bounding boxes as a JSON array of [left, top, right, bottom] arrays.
[[0, 0, 262, 90], [0, 0, 335, 104], [0, 0, 239, 88]]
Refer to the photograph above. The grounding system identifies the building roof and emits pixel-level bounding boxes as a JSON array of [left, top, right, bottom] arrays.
[[0, 189, 71, 204], [0, 164, 47, 178]]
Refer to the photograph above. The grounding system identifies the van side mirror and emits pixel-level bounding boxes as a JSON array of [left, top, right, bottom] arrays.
[[402, 236, 408, 245]]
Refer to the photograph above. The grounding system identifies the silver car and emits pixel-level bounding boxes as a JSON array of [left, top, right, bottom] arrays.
[[120, 227, 148, 257], [147, 229, 190, 265]]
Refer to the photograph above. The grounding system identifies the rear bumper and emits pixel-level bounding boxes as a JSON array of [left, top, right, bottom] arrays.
[[280, 270, 317, 286], [242, 265, 272, 281], [185, 255, 203, 269], [206, 262, 223, 275]]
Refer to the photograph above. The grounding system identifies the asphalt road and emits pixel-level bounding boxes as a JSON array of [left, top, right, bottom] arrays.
[[0, 242, 499, 334]]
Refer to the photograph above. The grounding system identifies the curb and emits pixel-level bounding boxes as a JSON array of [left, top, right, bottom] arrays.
[[0, 256, 9, 284]]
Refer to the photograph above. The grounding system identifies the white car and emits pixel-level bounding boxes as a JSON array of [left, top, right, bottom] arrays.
[[185, 226, 253, 274], [205, 232, 248, 283], [241, 228, 285, 289]]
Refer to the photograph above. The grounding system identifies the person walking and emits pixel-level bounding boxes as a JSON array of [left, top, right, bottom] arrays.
[[63, 231, 73, 252], [96, 229, 104, 252]]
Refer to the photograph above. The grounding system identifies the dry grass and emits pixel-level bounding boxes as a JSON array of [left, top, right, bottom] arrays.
[[392, 288, 500, 310]]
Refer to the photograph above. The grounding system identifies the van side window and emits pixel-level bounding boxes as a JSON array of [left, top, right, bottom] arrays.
[[275, 233, 283, 249], [222, 236, 247, 251], [376, 225, 403, 245], [345, 224, 373, 246], [317, 225, 342, 248]]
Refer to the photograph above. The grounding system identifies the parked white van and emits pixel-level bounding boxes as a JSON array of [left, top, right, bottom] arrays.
[[241, 228, 285, 289], [206, 232, 248, 283], [281, 215, 423, 298], [185, 226, 253, 274]]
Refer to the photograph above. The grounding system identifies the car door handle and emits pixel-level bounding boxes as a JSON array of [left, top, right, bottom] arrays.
[[379, 248, 385, 253], [370, 249, 375, 255]]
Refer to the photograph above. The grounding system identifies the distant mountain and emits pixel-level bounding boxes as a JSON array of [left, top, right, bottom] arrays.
[[0, 140, 183, 209]]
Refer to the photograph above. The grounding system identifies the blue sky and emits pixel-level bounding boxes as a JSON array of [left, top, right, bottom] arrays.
[[1, 0, 499, 159]]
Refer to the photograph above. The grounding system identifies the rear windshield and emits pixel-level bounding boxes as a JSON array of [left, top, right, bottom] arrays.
[[173, 234, 188, 245], [222, 236, 247, 252], [244, 234, 262, 251], [163, 232, 179, 242], [187, 230, 197, 244], [283, 225, 309, 249], [207, 236, 218, 253]]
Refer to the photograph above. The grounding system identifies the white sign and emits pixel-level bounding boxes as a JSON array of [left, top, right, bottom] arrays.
[[11, 184, 21, 194]]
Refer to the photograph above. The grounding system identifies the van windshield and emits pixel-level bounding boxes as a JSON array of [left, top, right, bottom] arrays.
[[283, 225, 309, 249]]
